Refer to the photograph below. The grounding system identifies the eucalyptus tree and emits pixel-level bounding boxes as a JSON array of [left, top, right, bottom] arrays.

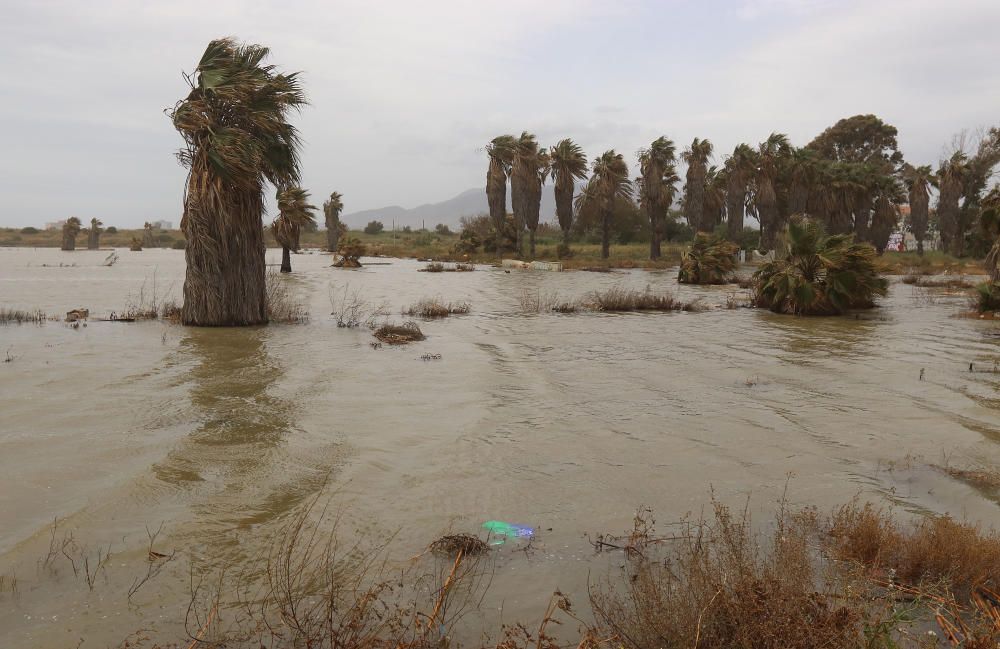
[[486, 135, 517, 253], [272, 186, 316, 272], [549, 139, 588, 250], [637, 136, 678, 259], [169, 38, 306, 326], [87, 218, 103, 250], [681, 138, 713, 232], [576, 150, 633, 259], [61, 217, 81, 251], [724, 144, 757, 244], [323, 192, 344, 252], [902, 165, 937, 255]]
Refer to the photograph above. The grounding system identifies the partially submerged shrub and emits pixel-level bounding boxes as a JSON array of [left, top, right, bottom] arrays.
[[974, 282, 1000, 313], [373, 321, 425, 345], [678, 234, 739, 284], [753, 216, 888, 315], [402, 298, 470, 318], [334, 237, 366, 268], [0, 307, 47, 324], [903, 274, 974, 288], [266, 269, 308, 323], [330, 284, 389, 327], [591, 286, 687, 312]]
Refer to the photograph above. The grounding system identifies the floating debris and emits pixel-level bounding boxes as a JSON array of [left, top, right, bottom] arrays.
[[429, 534, 489, 557]]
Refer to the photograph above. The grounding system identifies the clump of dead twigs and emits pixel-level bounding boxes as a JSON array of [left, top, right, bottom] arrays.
[[429, 534, 490, 558], [374, 321, 425, 345]]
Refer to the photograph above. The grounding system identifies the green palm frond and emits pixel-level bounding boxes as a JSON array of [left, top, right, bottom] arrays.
[[678, 234, 740, 284]]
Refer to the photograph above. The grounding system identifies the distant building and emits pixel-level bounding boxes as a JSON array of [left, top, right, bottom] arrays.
[[152, 220, 173, 230], [45, 220, 66, 230]]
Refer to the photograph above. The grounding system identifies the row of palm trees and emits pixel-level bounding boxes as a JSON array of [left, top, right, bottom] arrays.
[[485, 121, 1000, 261]]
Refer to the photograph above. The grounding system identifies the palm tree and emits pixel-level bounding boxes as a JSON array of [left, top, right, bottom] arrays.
[[681, 138, 713, 232], [549, 139, 588, 252], [272, 186, 317, 272], [786, 148, 820, 216], [754, 133, 790, 250], [61, 217, 81, 251], [753, 215, 887, 315], [637, 136, 678, 259], [902, 165, 937, 255], [486, 135, 517, 253], [678, 234, 740, 284], [169, 38, 306, 326], [702, 166, 726, 233], [87, 218, 103, 250], [724, 144, 757, 244], [511, 132, 547, 256], [869, 175, 901, 254], [937, 152, 968, 256], [323, 192, 344, 252], [576, 150, 633, 259], [142, 222, 156, 248]]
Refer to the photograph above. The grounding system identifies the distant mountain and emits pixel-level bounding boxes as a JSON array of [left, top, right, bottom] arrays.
[[341, 187, 557, 230]]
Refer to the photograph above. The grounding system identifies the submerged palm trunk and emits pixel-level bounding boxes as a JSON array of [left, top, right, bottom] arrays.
[[87, 230, 99, 250], [601, 203, 612, 259], [181, 175, 268, 326], [281, 245, 292, 272], [61, 232, 76, 251]]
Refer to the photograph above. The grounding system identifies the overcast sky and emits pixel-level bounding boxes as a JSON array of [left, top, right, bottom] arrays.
[[2, 0, 998, 228]]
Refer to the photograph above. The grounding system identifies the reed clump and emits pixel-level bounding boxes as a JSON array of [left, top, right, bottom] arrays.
[[901, 274, 976, 288], [266, 269, 308, 323], [374, 321, 425, 345], [402, 298, 470, 318], [0, 307, 48, 324], [591, 286, 701, 312]]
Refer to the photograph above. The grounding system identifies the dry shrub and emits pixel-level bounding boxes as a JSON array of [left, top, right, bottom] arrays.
[[420, 262, 445, 273], [266, 269, 308, 323], [330, 284, 389, 328], [429, 534, 489, 557], [827, 500, 1000, 598], [402, 298, 470, 318], [590, 500, 876, 649], [374, 321, 425, 345], [0, 306, 48, 324], [519, 290, 573, 314], [902, 274, 975, 288], [591, 286, 686, 312]]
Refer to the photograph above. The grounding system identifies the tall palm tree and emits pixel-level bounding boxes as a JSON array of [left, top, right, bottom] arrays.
[[87, 218, 103, 250], [486, 135, 517, 253], [902, 164, 937, 255], [786, 148, 820, 216], [702, 166, 727, 233], [272, 186, 316, 272], [754, 133, 790, 250], [324, 192, 344, 252], [725, 144, 757, 245], [142, 221, 156, 247], [576, 150, 633, 259], [637, 136, 678, 259], [850, 164, 875, 244], [549, 139, 588, 250], [169, 38, 306, 326], [869, 175, 901, 254], [937, 152, 967, 256], [511, 132, 547, 256], [681, 138, 713, 233], [61, 217, 81, 251]]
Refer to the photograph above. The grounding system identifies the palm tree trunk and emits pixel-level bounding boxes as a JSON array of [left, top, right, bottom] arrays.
[[650, 216, 661, 260], [181, 177, 268, 326], [529, 230, 536, 257], [601, 209, 611, 259], [61, 232, 74, 251], [281, 246, 292, 272], [917, 240, 924, 256]]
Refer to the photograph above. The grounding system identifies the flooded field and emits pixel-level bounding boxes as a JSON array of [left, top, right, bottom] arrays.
[[1, 246, 999, 647]]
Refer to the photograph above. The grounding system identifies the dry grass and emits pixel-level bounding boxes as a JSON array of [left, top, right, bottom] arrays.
[[0, 306, 48, 324], [374, 321, 425, 345], [402, 298, 470, 318], [591, 286, 703, 312], [418, 262, 475, 273], [266, 269, 308, 323], [933, 464, 1000, 490], [827, 500, 1000, 599], [901, 274, 977, 288], [329, 284, 389, 328]]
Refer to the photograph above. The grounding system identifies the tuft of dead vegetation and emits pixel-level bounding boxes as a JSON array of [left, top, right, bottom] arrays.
[[591, 286, 702, 312], [266, 269, 309, 323], [933, 463, 1000, 490], [826, 499, 1000, 599], [429, 534, 490, 558], [374, 321, 425, 345], [0, 306, 48, 324], [901, 274, 977, 288], [418, 262, 475, 273], [329, 283, 390, 328], [402, 298, 470, 318]]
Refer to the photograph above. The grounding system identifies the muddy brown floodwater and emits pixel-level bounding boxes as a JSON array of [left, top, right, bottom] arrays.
[[1, 246, 999, 647]]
